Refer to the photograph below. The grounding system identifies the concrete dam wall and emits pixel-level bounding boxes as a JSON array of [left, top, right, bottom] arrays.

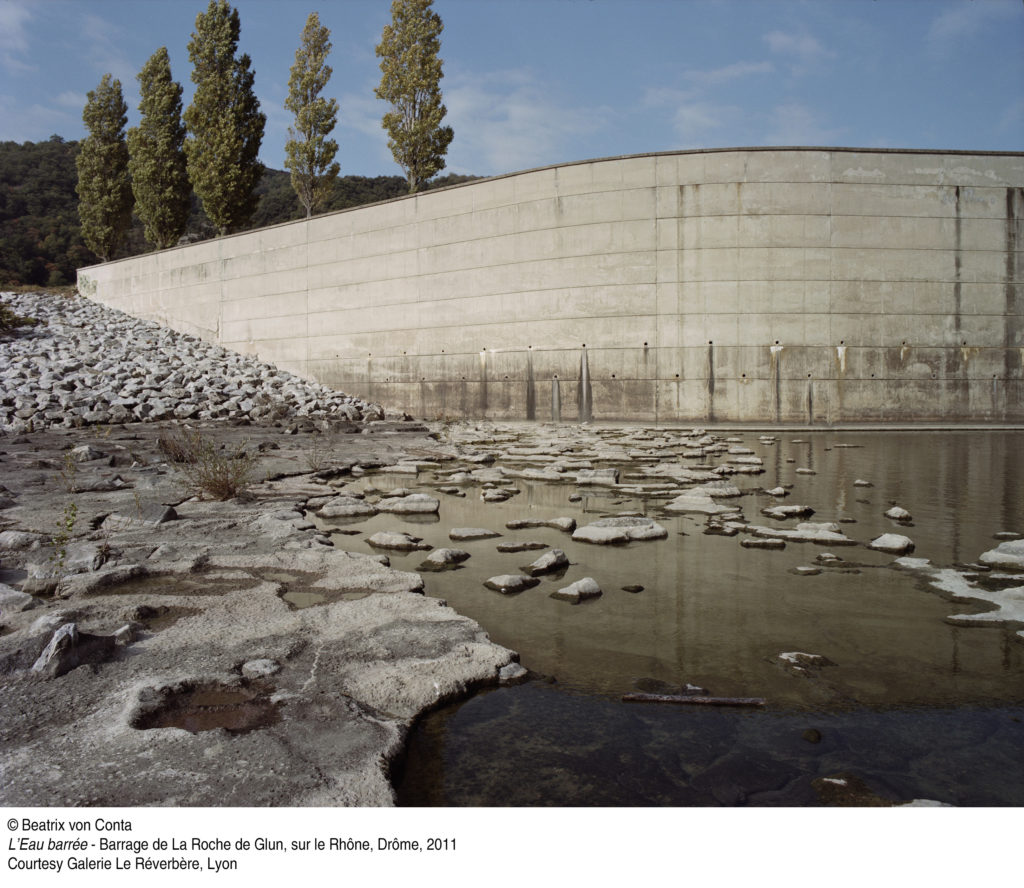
[[79, 147, 1024, 423]]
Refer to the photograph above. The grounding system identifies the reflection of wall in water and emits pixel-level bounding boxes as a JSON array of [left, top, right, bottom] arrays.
[[79, 148, 1024, 422]]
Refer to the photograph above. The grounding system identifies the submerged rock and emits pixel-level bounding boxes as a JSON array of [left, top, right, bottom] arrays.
[[761, 504, 815, 520], [665, 491, 740, 515], [750, 522, 856, 546], [495, 540, 547, 553], [449, 527, 501, 541]]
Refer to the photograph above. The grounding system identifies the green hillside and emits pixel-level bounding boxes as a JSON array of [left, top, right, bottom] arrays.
[[0, 136, 479, 287]]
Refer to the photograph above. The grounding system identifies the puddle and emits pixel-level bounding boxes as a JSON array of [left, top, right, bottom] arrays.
[[95, 570, 255, 597], [130, 604, 199, 632], [278, 588, 370, 609], [131, 680, 282, 734]]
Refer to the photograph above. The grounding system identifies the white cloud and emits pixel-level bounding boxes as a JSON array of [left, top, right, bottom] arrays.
[[79, 12, 139, 92], [56, 90, 86, 110], [0, 94, 80, 142], [764, 103, 845, 147], [763, 29, 836, 74], [337, 89, 393, 169], [999, 98, 1024, 134], [926, 0, 1019, 52], [442, 69, 613, 175], [684, 60, 775, 86], [644, 87, 744, 148], [0, 0, 34, 73]]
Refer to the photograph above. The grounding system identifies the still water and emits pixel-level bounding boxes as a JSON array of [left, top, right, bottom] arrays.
[[324, 428, 1024, 805]]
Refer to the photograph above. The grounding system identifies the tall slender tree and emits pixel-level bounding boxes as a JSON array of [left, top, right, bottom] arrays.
[[183, 0, 265, 235], [285, 12, 340, 219], [375, 0, 454, 193], [128, 47, 190, 249], [75, 74, 134, 262]]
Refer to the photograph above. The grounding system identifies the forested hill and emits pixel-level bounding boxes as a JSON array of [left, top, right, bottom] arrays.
[[0, 136, 479, 287]]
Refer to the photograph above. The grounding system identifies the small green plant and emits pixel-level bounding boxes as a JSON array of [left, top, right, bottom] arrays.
[[49, 502, 79, 582], [162, 427, 257, 500], [303, 433, 331, 473], [0, 300, 39, 335], [58, 451, 79, 493]]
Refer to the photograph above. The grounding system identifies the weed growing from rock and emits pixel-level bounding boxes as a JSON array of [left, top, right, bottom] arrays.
[[161, 427, 257, 500], [49, 502, 78, 583]]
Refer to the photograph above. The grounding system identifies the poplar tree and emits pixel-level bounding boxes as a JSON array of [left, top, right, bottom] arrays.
[[183, 0, 265, 235], [127, 47, 190, 249], [285, 12, 340, 219], [375, 0, 454, 193], [75, 74, 134, 262]]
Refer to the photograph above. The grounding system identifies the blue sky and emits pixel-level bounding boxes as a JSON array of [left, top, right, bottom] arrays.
[[1, 0, 1021, 178]]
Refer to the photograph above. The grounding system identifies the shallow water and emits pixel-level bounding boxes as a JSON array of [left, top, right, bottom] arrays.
[[323, 428, 1024, 805]]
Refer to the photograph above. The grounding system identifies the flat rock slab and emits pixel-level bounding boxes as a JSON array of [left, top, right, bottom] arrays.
[[979, 539, 1024, 570], [377, 493, 440, 514], [367, 531, 432, 551], [318, 496, 378, 519], [449, 528, 501, 541], [572, 516, 668, 544], [506, 517, 577, 532], [496, 540, 548, 553], [869, 533, 916, 554], [750, 522, 857, 546]]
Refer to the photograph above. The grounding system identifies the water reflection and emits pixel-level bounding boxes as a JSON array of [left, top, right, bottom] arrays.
[[320, 428, 1024, 805]]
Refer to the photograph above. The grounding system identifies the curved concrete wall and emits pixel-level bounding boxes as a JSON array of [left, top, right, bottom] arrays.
[[79, 148, 1024, 423]]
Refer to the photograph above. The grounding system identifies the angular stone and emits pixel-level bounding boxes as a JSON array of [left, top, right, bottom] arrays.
[[0, 584, 39, 612], [550, 577, 602, 603], [418, 548, 471, 570], [31, 622, 116, 679], [524, 549, 569, 576], [483, 574, 540, 594]]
